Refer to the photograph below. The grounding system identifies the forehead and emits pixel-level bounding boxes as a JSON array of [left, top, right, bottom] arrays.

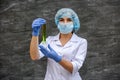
[[59, 17, 71, 19]]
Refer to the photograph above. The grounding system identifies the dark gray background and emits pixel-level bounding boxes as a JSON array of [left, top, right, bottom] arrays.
[[0, 0, 120, 80]]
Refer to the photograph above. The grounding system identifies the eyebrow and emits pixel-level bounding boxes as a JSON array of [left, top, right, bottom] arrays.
[[59, 18, 72, 20]]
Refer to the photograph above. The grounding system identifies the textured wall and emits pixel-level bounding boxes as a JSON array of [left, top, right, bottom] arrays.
[[0, 0, 120, 80]]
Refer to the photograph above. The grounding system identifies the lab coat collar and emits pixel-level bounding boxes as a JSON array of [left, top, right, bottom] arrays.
[[70, 33, 79, 42]]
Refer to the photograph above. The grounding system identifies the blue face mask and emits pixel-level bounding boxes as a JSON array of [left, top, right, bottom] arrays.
[[58, 22, 74, 34]]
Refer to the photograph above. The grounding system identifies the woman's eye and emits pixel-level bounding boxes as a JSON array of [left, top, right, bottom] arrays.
[[59, 19, 64, 22], [59, 18, 72, 22], [67, 18, 72, 22]]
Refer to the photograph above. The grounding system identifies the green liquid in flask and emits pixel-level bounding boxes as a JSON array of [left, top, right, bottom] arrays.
[[42, 24, 46, 43]]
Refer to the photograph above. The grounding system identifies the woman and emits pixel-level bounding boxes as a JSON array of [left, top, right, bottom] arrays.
[[30, 8, 87, 80]]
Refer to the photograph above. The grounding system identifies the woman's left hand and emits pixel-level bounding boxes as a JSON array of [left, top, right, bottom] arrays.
[[39, 44, 62, 62]]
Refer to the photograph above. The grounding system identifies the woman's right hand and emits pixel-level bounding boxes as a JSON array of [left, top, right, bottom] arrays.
[[32, 18, 46, 36]]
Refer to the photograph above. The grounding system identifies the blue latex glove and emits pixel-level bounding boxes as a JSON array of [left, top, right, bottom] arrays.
[[32, 18, 46, 36], [39, 44, 62, 62]]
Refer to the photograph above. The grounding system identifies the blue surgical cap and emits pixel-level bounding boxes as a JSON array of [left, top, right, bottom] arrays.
[[55, 8, 80, 32]]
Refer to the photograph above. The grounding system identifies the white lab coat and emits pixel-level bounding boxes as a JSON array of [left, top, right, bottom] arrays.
[[38, 33, 87, 80]]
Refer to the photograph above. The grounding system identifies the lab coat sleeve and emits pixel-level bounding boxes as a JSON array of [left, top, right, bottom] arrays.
[[38, 44, 45, 59], [71, 39, 87, 75]]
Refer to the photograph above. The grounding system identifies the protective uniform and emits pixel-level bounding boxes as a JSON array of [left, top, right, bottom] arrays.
[[38, 33, 87, 80]]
